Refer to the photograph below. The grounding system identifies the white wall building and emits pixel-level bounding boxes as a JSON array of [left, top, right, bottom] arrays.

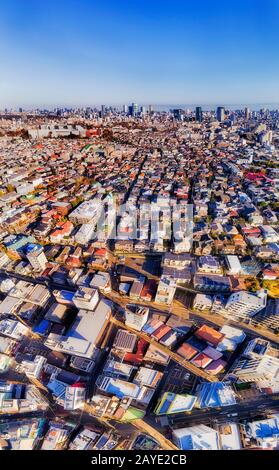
[[193, 293, 213, 311], [233, 355, 279, 387], [225, 255, 242, 275], [74, 223, 96, 245], [125, 305, 149, 331], [155, 277, 176, 305], [26, 245, 48, 272], [223, 289, 267, 320], [73, 287, 99, 311], [173, 424, 220, 450]]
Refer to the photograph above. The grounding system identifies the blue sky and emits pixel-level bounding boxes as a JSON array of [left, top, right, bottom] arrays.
[[1, 0, 279, 107]]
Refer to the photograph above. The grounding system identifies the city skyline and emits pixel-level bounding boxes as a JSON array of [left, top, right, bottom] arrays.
[[1, 0, 279, 107]]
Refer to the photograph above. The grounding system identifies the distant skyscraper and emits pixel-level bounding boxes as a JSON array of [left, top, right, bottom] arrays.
[[216, 106, 225, 122], [244, 107, 250, 119], [128, 103, 138, 116], [100, 105, 105, 118], [140, 106, 146, 115], [123, 104, 128, 113], [195, 106, 203, 123], [148, 105, 153, 113], [173, 109, 184, 121]]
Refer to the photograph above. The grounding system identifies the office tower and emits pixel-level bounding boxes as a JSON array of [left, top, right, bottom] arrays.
[[26, 244, 48, 272], [216, 106, 225, 122], [148, 104, 153, 113], [140, 106, 146, 115], [123, 104, 128, 113], [244, 107, 250, 119], [85, 107, 91, 118], [173, 108, 184, 121], [195, 106, 203, 123], [128, 103, 138, 116], [100, 105, 105, 118], [125, 304, 149, 331]]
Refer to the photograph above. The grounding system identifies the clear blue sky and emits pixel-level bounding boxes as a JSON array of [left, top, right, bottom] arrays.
[[1, 0, 279, 107]]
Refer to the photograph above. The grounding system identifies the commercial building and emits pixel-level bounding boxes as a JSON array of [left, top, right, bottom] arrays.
[[225, 255, 242, 275], [243, 338, 270, 359], [73, 287, 99, 311], [125, 304, 149, 331], [26, 244, 48, 272], [45, 302, 68, 324], [244, 415, 279, 449], [195, 107, 203, 123], [64, 384, 86, 410], [41, 421, 75, 450], [216, 106, 225, 122], [0, 319, 29, 340], [74, 223, 96, 245], [69, 427, 100, 450], [219, 423, 242, 450], [112, 329, 138, 352], [45, 299, 111, 358], [69, 199, 102, 224], [103, 359, 135, 380], [193, 293, 213, 311], [173, 424, 220, 450], [155, 392, 197, 415], [97, 376, 140, 399], [232, 355, 279, 390], [196, 382, 237, 408], [223, 289, 267, 320], [0, 418, 46, 450], [133, 367, 163, 388]]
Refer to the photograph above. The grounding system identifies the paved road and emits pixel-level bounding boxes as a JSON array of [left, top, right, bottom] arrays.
[[109, 313, 218, 382], [2, 267, 278, 346]]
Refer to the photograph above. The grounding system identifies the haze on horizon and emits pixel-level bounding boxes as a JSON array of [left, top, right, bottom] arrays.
[[1, 0, 279, 108]]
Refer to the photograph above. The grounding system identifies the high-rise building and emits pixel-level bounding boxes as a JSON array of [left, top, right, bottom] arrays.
[[216, 106, 225, 122], [195, 106, 203, 123], [128, 103, 138, 116], [123, 104, 128, 113], [244, 107, 250, 119], [26, 244, 48, 272], [100, 105, 105, 118], [173, 109, 184, 121]]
